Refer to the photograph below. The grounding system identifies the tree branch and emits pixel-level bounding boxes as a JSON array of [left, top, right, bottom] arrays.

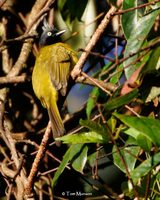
[[24, 121, 52, 197], [71, 6, 118, 79]]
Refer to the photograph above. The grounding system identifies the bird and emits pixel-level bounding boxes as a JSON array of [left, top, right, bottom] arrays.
[[32, 19, 78, 146]]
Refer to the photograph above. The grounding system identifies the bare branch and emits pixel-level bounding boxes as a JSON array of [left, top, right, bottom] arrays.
[[71, 6, 118, 79], [24, 121, 52, 197], [0, 74, 27, 84]]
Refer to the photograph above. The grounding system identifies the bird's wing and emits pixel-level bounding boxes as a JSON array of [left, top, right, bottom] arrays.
[[49, 45, 71, 96]]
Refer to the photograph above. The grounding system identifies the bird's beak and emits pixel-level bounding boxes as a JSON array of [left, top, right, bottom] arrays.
[[55, 30, 66, 37]]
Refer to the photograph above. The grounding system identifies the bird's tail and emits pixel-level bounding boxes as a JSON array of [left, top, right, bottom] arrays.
[[48, 98, 65, 146]]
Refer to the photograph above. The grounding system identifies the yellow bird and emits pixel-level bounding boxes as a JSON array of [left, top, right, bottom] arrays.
[[32, 20, 78, 145]]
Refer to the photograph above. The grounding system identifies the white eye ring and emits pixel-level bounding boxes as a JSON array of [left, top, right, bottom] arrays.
[[47, 31, 52, 36]]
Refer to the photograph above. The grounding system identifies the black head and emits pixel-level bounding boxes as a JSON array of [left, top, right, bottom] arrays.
[[39, 19, 66, 47]]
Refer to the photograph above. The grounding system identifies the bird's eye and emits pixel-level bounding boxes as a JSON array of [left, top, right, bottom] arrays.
[[47, 31, 52, 36]]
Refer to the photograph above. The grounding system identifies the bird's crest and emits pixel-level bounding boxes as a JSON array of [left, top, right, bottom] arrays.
[[42, 18, 54, 32]]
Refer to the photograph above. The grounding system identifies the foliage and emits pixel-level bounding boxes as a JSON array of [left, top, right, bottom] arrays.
[[0, 0, 160, 199]]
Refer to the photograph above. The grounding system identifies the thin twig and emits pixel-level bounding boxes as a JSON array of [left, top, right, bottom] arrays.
[[78, 48, 115, 62], [0, 33, 37, 47], [100, 37, 160, 80], [76, 72, 117, 93], [25, 0, 55, 34], [81, 72, 112, 96], [115, 0, 160, 15]]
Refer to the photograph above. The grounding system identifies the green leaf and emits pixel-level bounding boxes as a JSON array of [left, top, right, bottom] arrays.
[[56, 119, 109, 144], [72, 145, 88, 173], [113, 144, 140, 173], [124, 127, 140, 139], [57, 0, 67, 10], [113, 113, 160, 147], [87, 151, 97, 167], [123, 1, 160, 79], [131, 152, 160, 184], [104, 89, 138, 111], [107, 116, 117, 132], [52, 144, 84, 186], [142, 46, 160, 74], [110, 63, 124, 84], [125, 128, 152, 152], [146, 86, 160, 103], [101, 62, 113, 74], [86, 87, 99, 119], [57, 131, 108, 144], [136, 134, 152, 152], [80, 119, 107, 135], [122, 0, 144, 39]]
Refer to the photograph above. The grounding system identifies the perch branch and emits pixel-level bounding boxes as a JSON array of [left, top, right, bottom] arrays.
[[71, 6, 118, 79]]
